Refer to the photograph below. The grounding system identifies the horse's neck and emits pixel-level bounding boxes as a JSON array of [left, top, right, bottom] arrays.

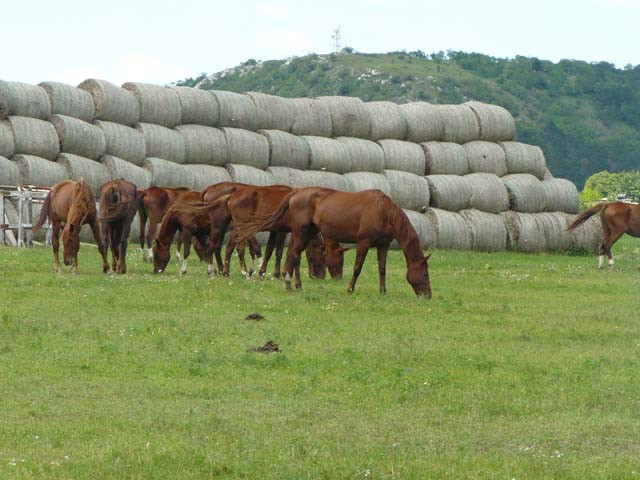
[[391, 208, 424, 265], [158, 213, 179, 245], [67, 190, 90, 225]]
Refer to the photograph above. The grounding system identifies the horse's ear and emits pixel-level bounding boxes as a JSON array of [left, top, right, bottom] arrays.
[[424, 253, 432, 262]]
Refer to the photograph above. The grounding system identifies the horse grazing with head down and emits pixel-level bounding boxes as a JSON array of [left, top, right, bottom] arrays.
[[237, 188, 432, 297], [33, 178, 110, 274], [98, 179, 138, 274], [567, 201, 640, 270]]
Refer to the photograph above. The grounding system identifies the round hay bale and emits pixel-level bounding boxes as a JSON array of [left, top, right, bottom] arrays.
[[210, 90, 258, 131], [400, 102, 443, 142], [425, 208, 472, 250], [501, 174, 547, 213], [383, 170, 430, 211], [95, 120, 146, 166], [316, 96, 372, 139], [465, 101, 516, 141], [303, 136, 351, 174], [463, 141, 508, 176], [183, 165, 232, 190], [543, 166, 554, 180], [466, 173, 510, 213], [425, 175, 472, 212], [223, 128, 269, 169], [260, 130, 310, 170], [378, 139, 426, 176], [422, 141, 469, 176], [39, 81, 95, 122], [122, 82, 182, 128], [9, 116, 60, 160], [501, 211, 547, 252], [100, 155, 151, 189], [0, 81, 51, 120], [565, 213, 601, 254], [246, 92, 296, 132], [77, 79, 140, 126], [266, 166, 295, 187], [226, 164, 275, 186], [57, 153, 111, 195], [499, 141, 547, 179], [343, 172, 391, 195], [289, 170, 353, 191], [535, 212, 573, 252], [50, 115, 106, 160], [14, 154, 69, 186], [402, 209, 436, 250], [290, 98, 333, 137], [171, 86, 220, 126], [175, 125, 227, 166], [337, 137, 384, 172], [0, 156, 19, 185], [136, 123, 186, 164], [365, 101, 407, 141], [143, 157, 194, 188], [435, 104, 480, 144], [541, 178, 579, 214], [459, 209, 508, 252], [0, 120, 15, 158]]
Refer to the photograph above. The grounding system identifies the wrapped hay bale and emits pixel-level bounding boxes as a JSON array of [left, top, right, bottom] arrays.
[[266, 166, 296, 187], [501, 173, 547, 213], [400, 102, 443, 142], [226, 164, 275, 186], [223, 127, 269, 169], [210, 90, 257, 131], [78, 79, 140, 126], [175, 125, 227, 166], [316, 96, 372, 139], [171, 86, 220, 126], [465, 101, 516, 141], [260, 130, 310, 170], [0, 120, 15, 158], [402, 209, 436, 249], [183, 165, 232, 190], [290, 98, 333, 137], [50, 115, 106, 160], [303, 136, 351, 174], [9, 116, 60, 160], [39, 81, 95, 122], [466, 173, 510, 213], [122, 82, 182, 128], [383, 170, 430, 211], [14, 154, 69, 186], [143, 157, 194, 188], [541, 178, 579, 214], [543, 166, 554, 180], [459, 209, 508, 252], [425, 175, 472, 212], [501, 211, 547, 252], [535, 212, 573, 252], [425, 208, 473, 250], [422, 141, 469, 176], [344, 172, 391, 195], [289, 169, 353, 191], [378, 139, 426, 176], [95, 120, 146, 166], [463, 141, 508, 176], [566, 213, 601, 254], [0, 81, 51, 119], [500, 141, 547, 179], [100, 155, 151, 189], [57, 153, 111, 195], [365, 101, 407, 141], [337, 137, 384, 172], [435, 104, 480, 144], [0, 156, 19, 185], [246, 92, 295, 132], [137, 123, 186, 164]]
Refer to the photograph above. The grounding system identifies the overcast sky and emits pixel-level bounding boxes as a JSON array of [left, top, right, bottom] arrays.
[[3, 0, 639, 86]]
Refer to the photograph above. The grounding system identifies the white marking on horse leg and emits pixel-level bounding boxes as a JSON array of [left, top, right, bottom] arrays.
[[609, 257, 614, 269], [257, 256, 264, 270], [148, 248, 154, 261], [207, 263, 217, 276], [598, 255, 604, 269], [175, 249, 181, 261], [141, 248, 147, 260], [181, 258, 188, 274], [241, 269, 249, 278]]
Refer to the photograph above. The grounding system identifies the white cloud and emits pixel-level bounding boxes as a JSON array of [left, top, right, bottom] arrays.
[[258, 3, 289, 18]]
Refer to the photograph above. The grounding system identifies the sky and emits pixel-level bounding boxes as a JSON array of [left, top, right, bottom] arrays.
[[3, 0, 639, 87]]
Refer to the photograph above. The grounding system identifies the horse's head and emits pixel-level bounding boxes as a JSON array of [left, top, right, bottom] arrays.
[[325, 245, 348, 280], [61, 222, 81, 266], [306, 236, 327, 279], [61, 180, 90, 266], [406, 253, 432, 298], [152, 238, 170, 273]]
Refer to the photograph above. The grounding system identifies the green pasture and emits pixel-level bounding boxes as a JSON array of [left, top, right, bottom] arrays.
[[1, 238, 639, 479]]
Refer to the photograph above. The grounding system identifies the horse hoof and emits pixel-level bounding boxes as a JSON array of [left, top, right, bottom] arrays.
[[347, 288, 354, 294], [285, 282, 292, 291]]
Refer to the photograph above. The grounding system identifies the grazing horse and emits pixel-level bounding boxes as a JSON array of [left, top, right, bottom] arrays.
[[567, 201, 640, 269], [98, 179, 138, 274], [33, 178, 110, 274], [237, 188, 432, 297]]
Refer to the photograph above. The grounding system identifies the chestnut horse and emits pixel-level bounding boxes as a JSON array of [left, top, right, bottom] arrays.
[[567, 201, 640, 269], [33, 178, 109, 273], [237, 188, 432, 297], [98, 179, 138, 274]]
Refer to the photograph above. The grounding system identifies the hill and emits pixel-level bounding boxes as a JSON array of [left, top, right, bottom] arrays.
[[176, 50, 640, 189]]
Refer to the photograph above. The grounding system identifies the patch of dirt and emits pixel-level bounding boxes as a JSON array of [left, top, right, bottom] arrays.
[[249, 340, 280, 353], [245, 312, 265, 321]]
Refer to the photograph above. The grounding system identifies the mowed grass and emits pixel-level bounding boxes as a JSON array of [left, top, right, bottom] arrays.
[[1, 238, 639, 479]]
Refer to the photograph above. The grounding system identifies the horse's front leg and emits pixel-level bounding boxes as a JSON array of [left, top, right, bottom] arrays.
[[348, 240, 371, 293], [223, 232, 238, 277], [51, 220, 61, 273], [376, 244, 390, 294], [274, 232, 286, 279], [90, 220, 110, 273], [259, 233, 276, 278], [236, 240, 249, 277], [180, 230, 192, 274]]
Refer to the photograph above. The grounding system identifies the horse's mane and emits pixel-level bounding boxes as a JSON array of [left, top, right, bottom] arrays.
[[384, 195, 424, 261]]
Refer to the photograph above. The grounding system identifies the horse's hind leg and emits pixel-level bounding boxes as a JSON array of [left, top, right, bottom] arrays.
[[90, 220, 110, 273], [347, 240, 371, 293], [274, 232, 286, 279], [259, 233, 277, 278], [180, 231, 192, 274], [248, 236, 262, 275], [376, 244, 390, 294], [236, 241, 250, 277], [223, 233, 238, 276], [139, 212, 147, 261], [603, 230, 624, 270], [51, 220, 61, 273]]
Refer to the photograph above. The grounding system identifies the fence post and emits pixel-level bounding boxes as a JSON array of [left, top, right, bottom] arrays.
[[0, 194, 4, 245], [17, 191, 24, 247]]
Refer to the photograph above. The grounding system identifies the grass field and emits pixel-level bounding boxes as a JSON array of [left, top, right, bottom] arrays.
[[1, 238, 639, 479]]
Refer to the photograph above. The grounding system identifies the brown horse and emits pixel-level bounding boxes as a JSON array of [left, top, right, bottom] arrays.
[[98, 179, 138, 274], [567, 201, 640, 269], [237, 188, 432, 297], [33, 178, 109, 274]]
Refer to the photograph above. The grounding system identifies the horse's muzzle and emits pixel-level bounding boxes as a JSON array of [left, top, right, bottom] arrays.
[[63, 258, 73, 266]]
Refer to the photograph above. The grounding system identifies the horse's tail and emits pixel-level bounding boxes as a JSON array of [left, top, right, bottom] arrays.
[[567, 203, 607, 232], [137, 189, 148, 221], [235, 190, 297, 244], [32, 190, 52, 233]]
